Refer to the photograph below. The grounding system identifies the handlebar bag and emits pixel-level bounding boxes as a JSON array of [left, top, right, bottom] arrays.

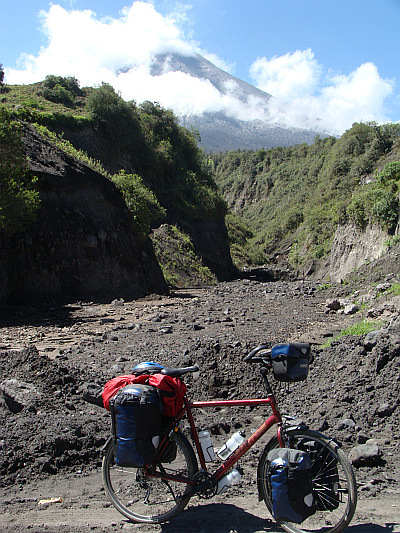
[[110, 384, 163, 467], [267, 448, 316, 523], [271, 343, 310, 382]]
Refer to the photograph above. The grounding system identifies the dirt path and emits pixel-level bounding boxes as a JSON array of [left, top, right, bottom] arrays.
[[1, 469, 399, 533]]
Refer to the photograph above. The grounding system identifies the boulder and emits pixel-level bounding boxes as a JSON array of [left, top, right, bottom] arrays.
[[0, 378, 41, 413], [349, 439, 381, 467]]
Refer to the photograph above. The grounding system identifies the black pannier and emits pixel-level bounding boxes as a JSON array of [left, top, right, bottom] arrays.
[[271, 343, 311, 382], [110, 384, 163, 467], [154, 417, 177, 464], [267, 447, 316, 523], [297, 438, 340, 511]]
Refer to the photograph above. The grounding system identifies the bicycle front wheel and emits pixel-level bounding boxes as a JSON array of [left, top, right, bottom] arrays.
[[102, 430, 198, 524], [258, 428, 357, 533]]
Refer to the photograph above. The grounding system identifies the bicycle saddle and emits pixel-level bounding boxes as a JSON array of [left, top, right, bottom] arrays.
[[161, 366, 199, 378]]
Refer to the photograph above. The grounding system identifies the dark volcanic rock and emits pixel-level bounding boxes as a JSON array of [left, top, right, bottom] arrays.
[[0, 126, 168, 305]]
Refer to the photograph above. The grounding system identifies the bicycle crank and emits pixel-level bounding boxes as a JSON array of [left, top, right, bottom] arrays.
[[192, 471, 217, 499]]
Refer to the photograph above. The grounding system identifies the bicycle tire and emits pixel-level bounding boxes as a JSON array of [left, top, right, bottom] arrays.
[[258, 428, 357, 533], [102, 430, 198, 524]]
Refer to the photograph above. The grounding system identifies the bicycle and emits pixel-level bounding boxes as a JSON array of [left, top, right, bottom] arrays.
[[102, 343, 358, 533]]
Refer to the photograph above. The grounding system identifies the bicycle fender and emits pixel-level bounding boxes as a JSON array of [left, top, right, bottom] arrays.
[[101, 435, 113, 452]]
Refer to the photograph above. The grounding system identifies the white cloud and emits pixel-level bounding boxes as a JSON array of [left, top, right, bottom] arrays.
[[250, 49, 321, 100], [5, 2, 396, 134], [8, 2, 194, 85], [250, 50, 394, 134]]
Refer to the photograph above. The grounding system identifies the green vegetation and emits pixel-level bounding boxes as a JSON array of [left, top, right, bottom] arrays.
[[322, 319, 383, 348], [0, 108, 40, 235], [210, 123, 400, 267], [385, 234, 400, 248], [225, 213, 266, 268], [2, 76, 399, 277], [111, 171, 166, 234], [377, 282, 400, 297], [151, 224, 217, 287], [316, 283, 333, 291], [1, 80, 90, 116], [38, 75, 84, 107], [348, 160, 400, 232], [32, 123, 108, 176], [85, 85, 227, 231]]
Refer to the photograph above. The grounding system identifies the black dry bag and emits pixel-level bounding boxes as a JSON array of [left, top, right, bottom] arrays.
[[110, 384, 163, 467]]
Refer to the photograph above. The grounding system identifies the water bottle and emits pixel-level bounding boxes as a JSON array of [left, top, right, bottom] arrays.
[[199, 430, 216, 462], [217, 431, 245, 460], [217, 468, 242, 494]]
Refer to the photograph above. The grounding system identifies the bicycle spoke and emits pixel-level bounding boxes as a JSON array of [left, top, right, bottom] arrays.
[[102, 431, 197, 524], [259, 428, 357, 533]]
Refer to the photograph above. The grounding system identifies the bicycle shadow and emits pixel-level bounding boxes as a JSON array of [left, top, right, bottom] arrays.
[[157, 503, 400, 533], [159, 502, 278, 532], [348, 525, 399, 532]]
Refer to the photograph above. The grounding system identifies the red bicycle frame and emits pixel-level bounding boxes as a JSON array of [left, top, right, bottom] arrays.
[[147, 392, 285, 487]]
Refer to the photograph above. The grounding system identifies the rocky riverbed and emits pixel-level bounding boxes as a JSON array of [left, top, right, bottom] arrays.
[[0, 274, 399, 532]]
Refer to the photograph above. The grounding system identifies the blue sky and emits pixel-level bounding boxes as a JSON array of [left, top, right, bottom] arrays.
[[1, 0, 399, 134]]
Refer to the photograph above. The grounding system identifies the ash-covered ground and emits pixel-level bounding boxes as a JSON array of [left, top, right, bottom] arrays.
[[0, 275, 399, 532]]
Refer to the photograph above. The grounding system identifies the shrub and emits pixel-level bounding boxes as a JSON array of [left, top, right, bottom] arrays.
[[0, 107, 40, 234], [370, 188, 399, 231], [151, 224, 217, 287], [376, 161, 400, 185], [39, 75, 82, 106], [111, 170, 166, 234]]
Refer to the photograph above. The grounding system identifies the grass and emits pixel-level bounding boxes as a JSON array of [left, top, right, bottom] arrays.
[[316, 282, 332, 291], [1, 83, 90, 116], [32, 123, 109, 177], [384, 235, 400, 248], [385, 282, 400, 296], [321, 319, 384, 348]]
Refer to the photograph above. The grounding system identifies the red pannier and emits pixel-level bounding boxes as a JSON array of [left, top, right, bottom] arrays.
[[148, 374, 187, 418], [102, 373, 187, 417]]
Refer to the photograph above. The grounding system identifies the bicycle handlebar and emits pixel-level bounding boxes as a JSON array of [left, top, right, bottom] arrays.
[[244, 344, 272, 364]]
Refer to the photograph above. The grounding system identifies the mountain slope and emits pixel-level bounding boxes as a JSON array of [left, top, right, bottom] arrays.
[[150, 53, 322, 151], [150, 52, 272, 104]]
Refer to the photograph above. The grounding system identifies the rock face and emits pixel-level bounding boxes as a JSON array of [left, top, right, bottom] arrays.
[[62, 126, 236, 283], [329, 223, 388, 282], [0, 126, 168, 305]]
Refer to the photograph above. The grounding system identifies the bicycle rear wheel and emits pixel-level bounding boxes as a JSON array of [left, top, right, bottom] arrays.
[[102, 430, 198, 524], [258, 428, 357, 533]]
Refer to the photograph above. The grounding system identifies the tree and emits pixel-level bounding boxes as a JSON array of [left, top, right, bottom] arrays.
[[0, 64, 4, 86], [0, 108, 40, 234]]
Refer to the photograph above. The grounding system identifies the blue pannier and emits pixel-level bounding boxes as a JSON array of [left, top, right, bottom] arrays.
[[271, 343, 311, 382], [267, 448, 316, 524], [110, 384, 163, 467]]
